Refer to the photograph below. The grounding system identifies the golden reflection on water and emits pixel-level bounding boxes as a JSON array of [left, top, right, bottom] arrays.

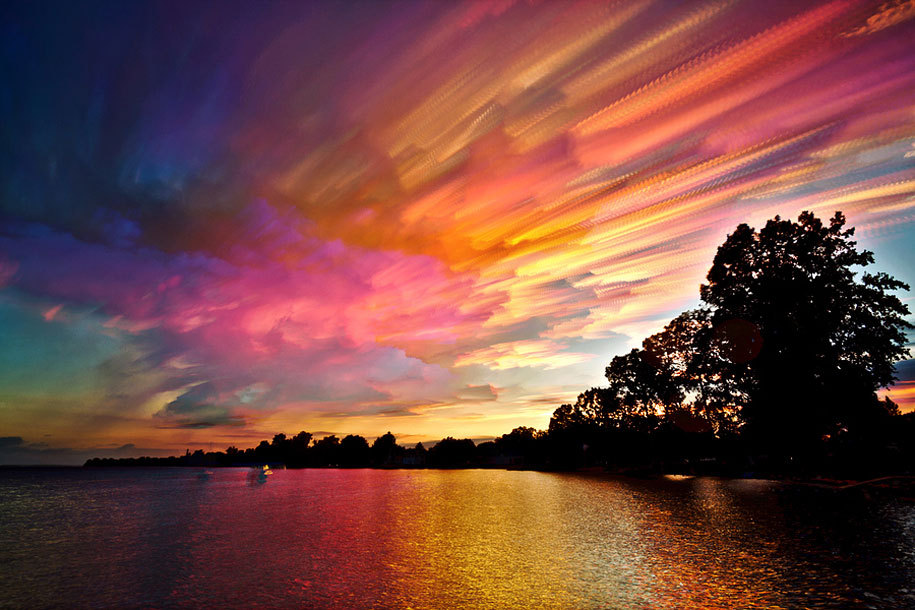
[[378, 471, 581, 608]]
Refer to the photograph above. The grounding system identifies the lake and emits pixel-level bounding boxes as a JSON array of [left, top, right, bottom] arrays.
[[0, 468, 912, 608]]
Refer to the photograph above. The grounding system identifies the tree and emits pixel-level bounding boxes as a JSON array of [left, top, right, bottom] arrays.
[[427, 437, 476, 467], [548, 388, 619, 433], [312, 435, 341, 466], [371, 432, 402, 466], [547, 387, 654, 468], [289, 431, 313, 466], [700, 211, 911, 456], [638, 308, 745, 434], [606, 349, 681, 417], [271, 433, 291, 463], [254, 440, 272, 461], [494, 426, 547, 465], [340, 434, 370, 466]]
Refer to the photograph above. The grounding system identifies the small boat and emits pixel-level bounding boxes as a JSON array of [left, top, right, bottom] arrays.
[[256, 464, 272, 483], [197, 470, 214, 480]]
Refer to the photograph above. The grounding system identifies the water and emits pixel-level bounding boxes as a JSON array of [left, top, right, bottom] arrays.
[[1, 468, 912, 609]]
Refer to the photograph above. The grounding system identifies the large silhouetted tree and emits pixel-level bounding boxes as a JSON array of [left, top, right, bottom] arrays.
[[557, 210, 911, 472], [700, 211, 911, 457]]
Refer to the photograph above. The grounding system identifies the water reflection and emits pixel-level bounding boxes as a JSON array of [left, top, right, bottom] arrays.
[[0, 468, 913, 608]]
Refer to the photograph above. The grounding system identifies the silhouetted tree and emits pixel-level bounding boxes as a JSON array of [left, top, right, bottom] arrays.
[[496, 426, 537, 454], [312, 435, 341, 466], [493, 426, 548, 466], [547, 389, 616, 468], [340, 434, 370, 467], [428, 437, 476, 467], [549, 388, 616, 432], [545, 211, 910, 474], [637, 309, 744, 434], [289, 431, 313, 466], [403, 442, 427, 466], [607, 349, 679, 417], [548, 386, 668, 469], [700, 211, 911, 459], [254, 440, 272, 462], [371, 432, 402, 466], [475, 440, 499, 463], [269, 433, 291, 463]]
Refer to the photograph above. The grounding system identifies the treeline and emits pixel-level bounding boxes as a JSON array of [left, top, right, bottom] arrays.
[[82, 412, 915, 476], [85, 429, 544, 470], [86, 212, 914, 477]]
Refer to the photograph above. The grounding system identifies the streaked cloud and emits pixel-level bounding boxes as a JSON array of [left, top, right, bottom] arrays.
[[2, 0, 914, 460]]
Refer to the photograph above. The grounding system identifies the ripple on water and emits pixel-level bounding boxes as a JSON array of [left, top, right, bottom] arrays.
[[0, 468, 913, 608]]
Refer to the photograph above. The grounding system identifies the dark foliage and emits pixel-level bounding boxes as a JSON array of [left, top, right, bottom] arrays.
[[371, 432, 403, 466], [545, 211, 912, 475], [340, 434, 371, 467], [427, 437, 476, 467], [701, 211, 911, 458]]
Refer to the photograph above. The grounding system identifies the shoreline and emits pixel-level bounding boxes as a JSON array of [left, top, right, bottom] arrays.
[[7, 463, 912, 490]]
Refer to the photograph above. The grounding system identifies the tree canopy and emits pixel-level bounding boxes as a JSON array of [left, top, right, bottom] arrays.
[[701, 211, 910, 452], [552, 211, 912, 466]]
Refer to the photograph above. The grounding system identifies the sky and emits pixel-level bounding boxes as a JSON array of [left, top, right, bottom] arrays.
[[1, 0, 914, 464]]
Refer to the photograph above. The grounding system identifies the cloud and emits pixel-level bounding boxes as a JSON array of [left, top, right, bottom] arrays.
[[881, 359, 915, 413], [1, 202, 492, 432], [0, 259, 17, 288], [2, 1, 915, 447], [456, 384, 499, 402], [156, 382, 247, 429], [455, 339, 597, 371], [0, 437, 24, 448]]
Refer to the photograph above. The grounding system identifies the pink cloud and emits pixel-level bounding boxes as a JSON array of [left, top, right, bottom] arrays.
[[0, 258, 17, 288], [42, 304, 63, 322], [1, 202, 498, 427]]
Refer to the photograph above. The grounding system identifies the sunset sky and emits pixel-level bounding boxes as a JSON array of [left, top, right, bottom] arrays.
[[2, 0, 914, 463]]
